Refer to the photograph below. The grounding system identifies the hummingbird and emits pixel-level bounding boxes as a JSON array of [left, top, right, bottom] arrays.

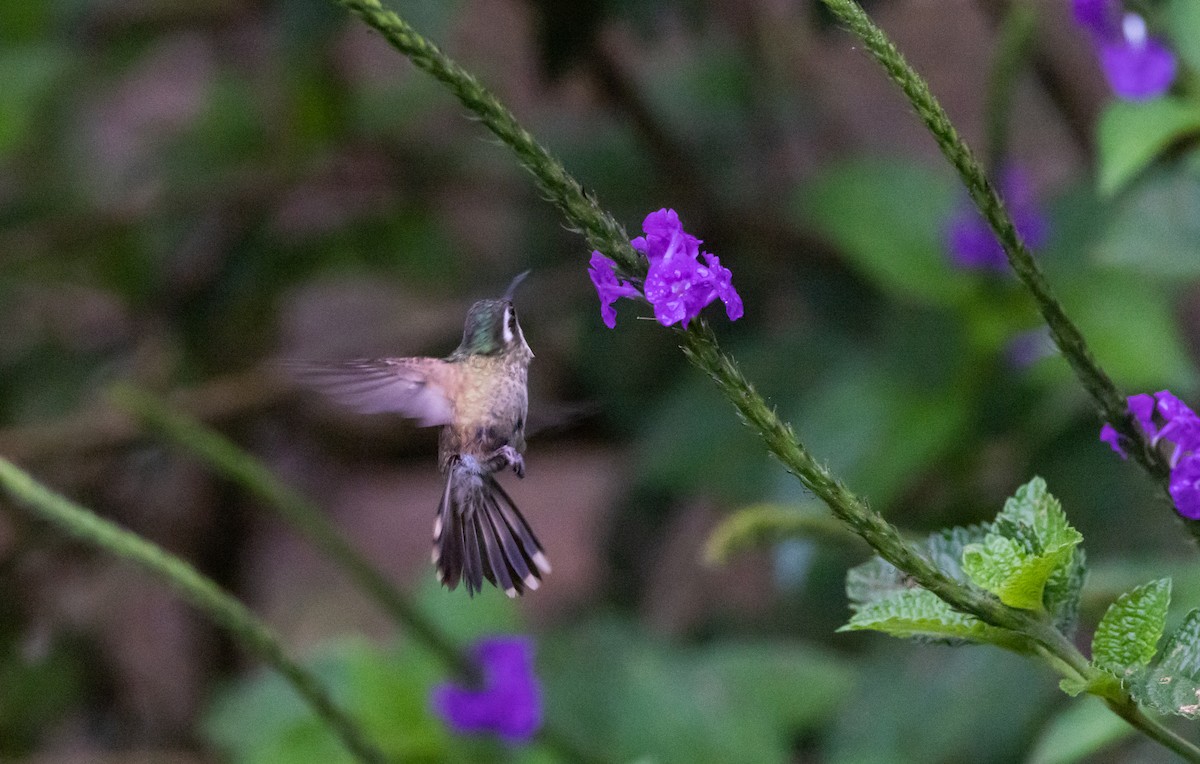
[[287, 273, 550, 597]]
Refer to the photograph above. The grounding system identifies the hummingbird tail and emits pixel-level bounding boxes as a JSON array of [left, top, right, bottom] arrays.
[[432, 462, 550, 597]]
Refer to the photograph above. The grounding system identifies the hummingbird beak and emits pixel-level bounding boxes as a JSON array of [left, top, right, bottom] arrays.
[[504, 270, 531, 301]]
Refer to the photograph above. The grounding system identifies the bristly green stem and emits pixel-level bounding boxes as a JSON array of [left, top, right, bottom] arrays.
[[111, 386, 608, 764], [321, 0, 1197, 758], [815, 0, 1191, 538], [109, 385, 475, 678], [0, 458, 389, 764]]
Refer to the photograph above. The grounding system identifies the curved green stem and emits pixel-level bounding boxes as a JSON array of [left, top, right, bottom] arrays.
[[1104, 695, 1200, 761], [318, 0, 1197, 758], [0, 458, 388, 764], [111, 386, 609, 764], [814, 0, 1190, 538], [109, 385, 474, 679]]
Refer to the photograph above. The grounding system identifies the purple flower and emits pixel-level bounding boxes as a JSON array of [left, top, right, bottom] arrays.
[[1100, 423, 1127, 459], [1169, 454, 1200, 520], [589, 208, 743, 328], [588, 251, 640, 328], [430, 636, 542, 743], [1073, 1, 1176, 100], [945, 167, 1048, 272], [1101, 390, 1200, 518]]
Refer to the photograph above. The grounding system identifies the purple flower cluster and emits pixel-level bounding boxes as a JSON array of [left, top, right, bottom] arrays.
[[1101, 391, 1200, 519], [430, 636, 542, 743], [1073, 0, 1176, 101], [588, 208, 743, 328], [945, 167, 1047, 272]]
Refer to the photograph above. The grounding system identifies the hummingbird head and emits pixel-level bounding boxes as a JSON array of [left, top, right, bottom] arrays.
[[454, 273, 533, 359]]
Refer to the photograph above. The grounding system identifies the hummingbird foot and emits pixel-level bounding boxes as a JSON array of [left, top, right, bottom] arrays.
[[485, 445, 525, 478]]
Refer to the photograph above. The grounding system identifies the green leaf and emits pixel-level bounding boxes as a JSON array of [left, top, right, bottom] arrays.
[[1044, 548, 1087, 637], [1027, 698, 1136, 764], [1165, 0, 1200, 74], [0, 45, 71, 156], [1096, 98, 1200, 196], [962, 478, 1083, 611], [793, 159, 968, 305], [992, 477, 1077, 549], [541, 619, 854, 764], [1092, 578, 1172, 677], [845, 524, 987, 609], [1132, 609, 1200, 719], [1058, 271, 1199, 391], [839, 589, 1024, 649], [845, 555, 908, 609], [1094, 166, 1200, 279]]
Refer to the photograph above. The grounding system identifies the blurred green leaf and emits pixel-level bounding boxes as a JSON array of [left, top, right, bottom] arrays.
[[827, 646, 1057, 763], [542, 620, 853, 764], [788, 311, 977, 508], [1096, 98, 1200, 196], [1093, 166, 1200, 279], [1092, 578, 1171, 677], [1165, 0, 1200, 74], [1058, 270, 1198, 391], [205, 640, 449, 764], [1026, 697, 1134, 764], [0, 45, 70, 157], [839, 589, 1024, 648], [794, 158, 966, 305], [1131, 608, 1200, 719]]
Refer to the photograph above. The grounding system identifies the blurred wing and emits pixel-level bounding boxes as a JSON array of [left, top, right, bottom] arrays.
[[285, 358, 456, 426]]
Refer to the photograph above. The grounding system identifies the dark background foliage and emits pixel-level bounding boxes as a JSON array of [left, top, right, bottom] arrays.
[[1, 0, 1199, 761]]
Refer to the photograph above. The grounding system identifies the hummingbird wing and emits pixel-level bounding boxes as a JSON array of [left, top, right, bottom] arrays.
[[284, 358, 457, 427]]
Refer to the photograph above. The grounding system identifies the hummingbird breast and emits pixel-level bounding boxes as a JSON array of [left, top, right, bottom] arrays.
[[438, 354, 528, 471]]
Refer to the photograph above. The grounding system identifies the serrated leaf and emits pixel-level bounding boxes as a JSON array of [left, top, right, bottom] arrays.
[[963, 535, 1074, 610], [963, 478, 1083, 611], [1044, 548, 1087, 637], [994, 477, 1080, 552], [1093, 578, 1172, 677], [1132, 609, 1200, 719], [846, 525, 988, 609], [839, 589, 1024, 649], [845, 556, 908, 610], [1096, 98, 1200, 196], [923, 524, 990, 585]]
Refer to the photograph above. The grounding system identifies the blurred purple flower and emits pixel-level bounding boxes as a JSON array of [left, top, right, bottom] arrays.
[[589, 208, 743, 328], [1073, 0, 1176, 100], [945, 168, 1048, 272], [430, 636, 542, 744], [1102, 390, 1200, 518], [1005, 327, 1056, 369]]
